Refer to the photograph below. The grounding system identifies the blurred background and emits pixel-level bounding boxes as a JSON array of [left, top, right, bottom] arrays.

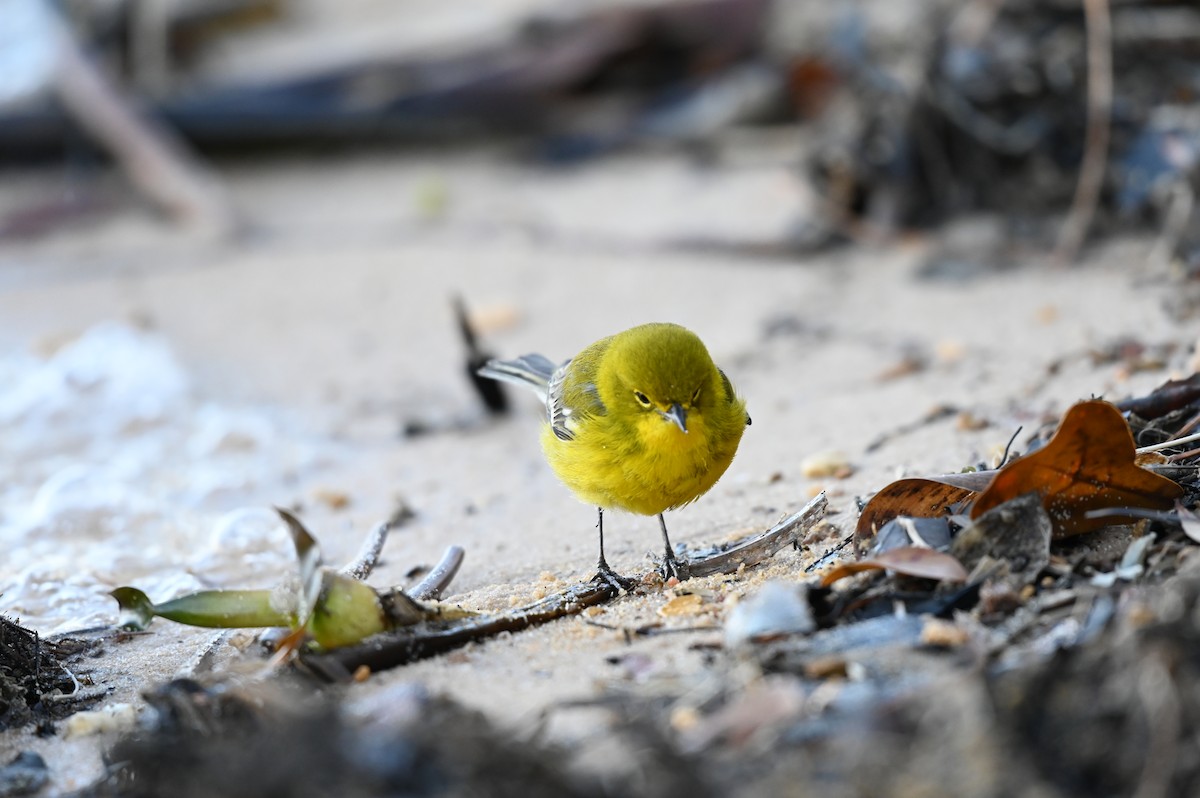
[[4, 0, 1198, 259], [2, 0, 1199, 654], [7, 4, 1200, 791], [7, 4, 1200, 792]]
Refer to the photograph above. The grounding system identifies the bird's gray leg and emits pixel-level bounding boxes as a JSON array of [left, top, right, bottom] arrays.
[[657, 513, 690, 580], [592, 507, 634, 590]]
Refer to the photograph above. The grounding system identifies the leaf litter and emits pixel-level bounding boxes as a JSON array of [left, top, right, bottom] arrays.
[[0, 616, 103, 733], [52, 370, 1200, 797]]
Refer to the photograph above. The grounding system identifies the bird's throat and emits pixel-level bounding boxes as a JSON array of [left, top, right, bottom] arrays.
[[637, 412, 703, 455]]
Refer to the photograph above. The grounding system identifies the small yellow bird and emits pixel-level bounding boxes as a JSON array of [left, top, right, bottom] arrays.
[[480, 322, 750, 585]]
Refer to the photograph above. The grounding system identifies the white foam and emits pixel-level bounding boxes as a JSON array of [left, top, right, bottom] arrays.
[[0, 322, 329, 632]]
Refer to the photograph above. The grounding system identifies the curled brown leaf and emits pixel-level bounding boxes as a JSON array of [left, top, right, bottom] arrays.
[[970, 401, 1182, 537], [820, 546, 969, 587]]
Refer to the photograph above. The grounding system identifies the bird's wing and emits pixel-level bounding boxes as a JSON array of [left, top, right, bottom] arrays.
[[547, 361, 574, 440], [478, 349, 608, 440], [548, 357, 607, 442]]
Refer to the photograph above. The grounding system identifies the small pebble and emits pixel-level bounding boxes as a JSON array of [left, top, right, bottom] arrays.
[[800, 451, 854, 479], [920, 617, 969, 648]]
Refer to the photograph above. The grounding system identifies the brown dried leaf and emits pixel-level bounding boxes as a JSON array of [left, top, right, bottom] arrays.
[[970, 401, 1183, 537], [820, 546, 968, 587], [855, 476, 987, 554]]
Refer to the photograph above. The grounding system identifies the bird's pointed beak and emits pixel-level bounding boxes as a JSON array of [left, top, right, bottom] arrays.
[[661, 402, 688, 433]]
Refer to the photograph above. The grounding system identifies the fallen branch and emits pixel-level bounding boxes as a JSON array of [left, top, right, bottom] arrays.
[[298, 581, 620, 681], [680, 493, 828, 578], [299, 494, 828, 680]]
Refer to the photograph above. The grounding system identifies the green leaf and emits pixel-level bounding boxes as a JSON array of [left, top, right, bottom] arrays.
[[152, 589, 292, 628], [110, 587, 157, 630]]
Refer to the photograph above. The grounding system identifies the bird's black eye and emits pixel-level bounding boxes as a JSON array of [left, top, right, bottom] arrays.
[[634, 391, 651, 407], [691, 385, 702, 404]]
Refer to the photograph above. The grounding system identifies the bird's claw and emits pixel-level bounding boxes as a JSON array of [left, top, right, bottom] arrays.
[[591, 562, 635, 592], [658, 552, 692, 582]]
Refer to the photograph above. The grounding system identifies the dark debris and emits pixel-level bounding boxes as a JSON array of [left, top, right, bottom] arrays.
[[0, 752, 49, 797], [80, 679, 603, 798], [0, 615, 100, 732], [812, 1, 1200, 264]]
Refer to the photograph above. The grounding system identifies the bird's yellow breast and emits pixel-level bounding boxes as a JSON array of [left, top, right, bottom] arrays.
[[540, 408, 743, 516]]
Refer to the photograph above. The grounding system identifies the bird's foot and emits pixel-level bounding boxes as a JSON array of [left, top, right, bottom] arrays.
[[658, 550, 692, 582], [591, 560, 636, 592]]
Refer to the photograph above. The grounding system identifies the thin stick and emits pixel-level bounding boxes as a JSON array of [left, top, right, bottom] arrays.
[[1173, 407, 1200, 439], [999, 425, 1023, 467], [1138, 430, 1200, 454], [341, 520, 392, 581], [410, 546, 466, 600], [804, 534, 854, 573], [41, 664, 81, 701], [1054, 0, 1112, 263], [1082, 507, 1178, 523], [1166, 447, 1200, 463]]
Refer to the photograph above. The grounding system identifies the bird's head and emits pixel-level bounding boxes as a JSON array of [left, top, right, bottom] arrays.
[[603, 323, 720, 435]]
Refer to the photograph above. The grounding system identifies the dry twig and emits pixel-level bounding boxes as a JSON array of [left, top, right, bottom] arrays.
[[1054, 0, 1112, 263], [410, 546, 466, 601]]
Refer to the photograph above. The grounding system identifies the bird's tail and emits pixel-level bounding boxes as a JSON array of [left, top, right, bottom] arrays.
[[477, 354, 559, 404]]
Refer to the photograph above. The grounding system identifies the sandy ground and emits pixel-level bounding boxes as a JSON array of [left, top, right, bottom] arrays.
[[2, 145, 1197, 792]]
